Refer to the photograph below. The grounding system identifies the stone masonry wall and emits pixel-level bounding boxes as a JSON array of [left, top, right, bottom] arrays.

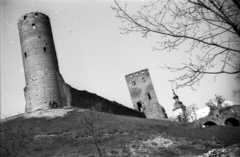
[[125, 69, 167, 119], [56, 72, 72, 107], [69, 86, 145, 118], [198, 105, 240, 126]]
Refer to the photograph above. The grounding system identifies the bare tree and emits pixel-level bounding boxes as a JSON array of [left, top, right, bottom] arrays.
[[80, 103, 104, 156], [112, 0, 240, 89], [185, 103, 199, 122], [205, 95, 227, 116], [205, 94, 225, 110], [0, 125, 30, 157], [176, 113, 188, 122], [233, 72, 240, 97]]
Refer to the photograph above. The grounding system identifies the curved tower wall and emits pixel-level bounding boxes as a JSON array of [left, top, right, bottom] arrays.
[[18, 12, 62, 112]]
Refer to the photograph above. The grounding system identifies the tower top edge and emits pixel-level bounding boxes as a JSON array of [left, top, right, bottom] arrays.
[[125, 68, 149, 78], [18, 12, 49, 24]]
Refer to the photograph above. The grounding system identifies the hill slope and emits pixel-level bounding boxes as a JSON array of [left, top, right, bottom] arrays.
[[1, 107, 240, 157]]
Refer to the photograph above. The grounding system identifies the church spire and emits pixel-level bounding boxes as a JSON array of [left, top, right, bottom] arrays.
[[172, 88, 179, 101], [172, 88, 185, 112]]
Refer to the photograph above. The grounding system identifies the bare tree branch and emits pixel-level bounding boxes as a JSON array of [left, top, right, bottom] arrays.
[[112, 0, 240, 89]]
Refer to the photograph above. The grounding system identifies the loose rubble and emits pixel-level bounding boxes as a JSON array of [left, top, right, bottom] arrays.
[[202, 143, 240, 157]]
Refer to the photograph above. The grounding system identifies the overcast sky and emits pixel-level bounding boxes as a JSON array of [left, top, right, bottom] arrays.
[[1, 0, 239, 119]]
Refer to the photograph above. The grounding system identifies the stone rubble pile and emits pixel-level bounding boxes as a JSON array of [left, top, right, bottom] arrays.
[[102, 135, 240, 157], [202, 143, 240, 157]]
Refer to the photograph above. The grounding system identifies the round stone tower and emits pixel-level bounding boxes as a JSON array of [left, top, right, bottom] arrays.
[[18, 12, 62, 112]]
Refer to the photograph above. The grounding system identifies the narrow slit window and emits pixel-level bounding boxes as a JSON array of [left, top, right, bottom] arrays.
[[43, 47, 46, 52], [147, 93, 151, 100], [24, 52, 27, 58], [24, 16, 27, 20], [32, 24, 36, 29], [35, 13, 38, 18], [132, 81, 136, 85]]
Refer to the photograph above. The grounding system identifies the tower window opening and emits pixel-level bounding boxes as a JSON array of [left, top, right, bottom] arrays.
[[137, 102, 142, 112], [132, 81, 136, 85], [43, 47, 46, 52], [24, 52, 27, 58], [32, 24, 36, 29], [35, 13, 38, 18], [147, 93, 151, 99], [24, 16, 27, 20]]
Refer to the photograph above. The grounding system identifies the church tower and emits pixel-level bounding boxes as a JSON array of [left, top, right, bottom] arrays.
[[172, 89, 186, 121], [125, 69, 167, 119], [18, 12, 62, 112]]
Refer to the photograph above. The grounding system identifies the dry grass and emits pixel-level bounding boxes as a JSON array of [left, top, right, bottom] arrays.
[[23, 108, 75, 119], [1, 107, 240, 157]]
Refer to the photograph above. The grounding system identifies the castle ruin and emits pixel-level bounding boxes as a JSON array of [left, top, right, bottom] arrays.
[[16, 12, 240, 126], [17, 12, 144, 118], [125, 69, 167, 119]]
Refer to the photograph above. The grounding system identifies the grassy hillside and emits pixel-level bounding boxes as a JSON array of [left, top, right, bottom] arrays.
[[1, 107, 240, 157]]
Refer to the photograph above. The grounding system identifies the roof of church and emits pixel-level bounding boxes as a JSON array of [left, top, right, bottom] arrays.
[[173, 101, 186, 111]]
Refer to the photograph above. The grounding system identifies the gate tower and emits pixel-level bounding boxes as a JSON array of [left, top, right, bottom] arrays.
[[125, 69, 167, 119]]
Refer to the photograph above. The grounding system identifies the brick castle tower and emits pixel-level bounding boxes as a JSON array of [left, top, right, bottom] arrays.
[[125, 69, 167, 119], [18, 12, 63, 112]]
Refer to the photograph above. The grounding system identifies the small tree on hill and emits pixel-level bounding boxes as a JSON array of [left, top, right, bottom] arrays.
[[205, 95, 225, 111], [204, 94, 236, 116], [0, 124, 31, 157], [185, 104, 199, 122], [80, 103, 104, 156]]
